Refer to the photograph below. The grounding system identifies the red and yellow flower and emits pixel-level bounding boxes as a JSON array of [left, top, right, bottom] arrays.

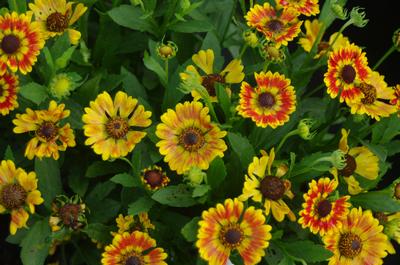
[[323, 207, 394, 265], [299, 177, 351, 236], [0, 72, 18, 115], [13, 101, 76, 160], [82, 91, 152, 161], [29, 0, 87, 45], [197, 198, 272, 265], [156, 101, 227, 174], [347, 71, 397, 120], [180, 49, 244, 102], [390, 84, 400, 115], [277, 0, 320, 17], [237, 71, 296, 128], [324, 43, 371, 103], [141, 166, 170, 191], [0, 160, 44, 235], [239, 148, 296, 222], [0, 12, 45, 75], [102, 231, 167, 265], [245, 3, 302, 47], [111, 213, 155, 236]]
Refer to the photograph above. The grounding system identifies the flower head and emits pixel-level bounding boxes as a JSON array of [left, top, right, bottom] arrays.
[[239, 149, 296, 222], [111, 213, 155, 236], [324, 43, 371, 103], [246, 3, 302, 47], [390, 84, 400, 115], [323, 208, 394, 265], [29, 0, 87, 45], [0, 72, 19, 115], [0, 160, 44, 235], [13, 101, 76, 160], [237, 71, 296, 128], [347, 71, 397, 120], [196, 198, 272, 265], [156, 40, 178, 60], [277, 0, 320, 17], [156, 101, 227, 174], [141, 166, 170, 191], [82, 91, 152, 160], [49, 194, 86, 232], [259, 41, 286, 63], [297, 118, 316, 140], [49, 73, 81, 100], [299, 178, 351, 235], [180, 49, 244, 102], [102, 231, 167, 265], [243, 30, 259, 48], [0, 12, 45, 75]]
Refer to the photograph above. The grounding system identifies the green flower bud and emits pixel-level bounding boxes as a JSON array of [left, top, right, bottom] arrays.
[[243, 30, 259, 48], [180, 0, 191, 11], [130, 0, 143, 6], [185, 167, 206, 186], [392, 28, 400, 51], [384, 217, 400, 244], [49, 73, 81, 100], [331, 150, 347, 170], [156, 40, 178, 60], [331, 2, 348, 20], [350, 7, 368, 28], [259, 40, 285, 63], [297, 119, 316, 140]]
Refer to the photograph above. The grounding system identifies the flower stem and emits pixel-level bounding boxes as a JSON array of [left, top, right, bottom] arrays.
[[373, 45, 396, 70], [165, 59, 169, 84], [276, 130, 299, 154], [239, 44, 248, 59], [304, 83, 325, 97]]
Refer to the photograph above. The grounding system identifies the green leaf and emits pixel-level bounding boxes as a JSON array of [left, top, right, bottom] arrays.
[[128, 196, 155, 215], [4, 146, 15, 161], [55, 46, 77, 70], [207, 157, 227, 189], [121, 67, 148, 100], [110, 173, 140, 187], [228, 132, 255, 168], [278, 240, 333, 263], [86, 181, 116, 204], [82, 223, 113, 244], [35, 158, 62, 209], [19, 82, 48, 105], [87, 198, 120, 223], [181, 217, 201, 242], [74, 74, 102, 105], [216, 83, 231, 120], [20, 219, 51, 265], [152, 185, 198, 207], [143, 51, 167, 87], [85, 160, 128, 178], [192, 185, 210, 198], [8, 0, 27, 13], [169, 19, 213, 33], [108, 5, 157, 35], [350, 190, 400, 212], [63, 98, 84, 129]]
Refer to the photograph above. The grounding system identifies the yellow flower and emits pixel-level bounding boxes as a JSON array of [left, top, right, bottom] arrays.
[[180, 49, 244, 102], [156, 101, 227, 174], [239, 148, 296, 222], [112, 213, 155, 236], [0, 160, 44, 235], [49, 73, 80, 99], [277, 0, 320, 17], [323, 208, 394, 265], [298, 19, 350, 58], [82, 91, 152, 160], [29, 0, 87, 45], [347, 71, 397, 120], [12, 101, 76, 160]]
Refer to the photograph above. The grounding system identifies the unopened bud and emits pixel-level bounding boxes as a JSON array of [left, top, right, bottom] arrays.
[[156, 41, 178, 60], [243, 30, 259, 48], [350, 7, 368, 28]]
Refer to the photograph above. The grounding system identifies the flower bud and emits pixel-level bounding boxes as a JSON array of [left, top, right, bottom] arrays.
[[259, 41, 285, 63], [243, 30, 258, 48], [350, 7, 368, 28], [330, 1, 348, 20], [331, 150, 347, 170], [384, 214, 400, 244], [156, 40, 178, 60], [392, 28, 400, 51], [297, 118, 316, 140], [185, 167, 206, 186], [49, 73, 81, 100]]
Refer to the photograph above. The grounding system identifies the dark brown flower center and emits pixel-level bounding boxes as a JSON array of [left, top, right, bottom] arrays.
[[220, 225, 243, 248], [260, 175, 285, 201], [394, 183, 400, 200], [201, 74, 225, 97], [339, 233, 362, 258], [317, 41, 330, 54], [341, 65, 357, 84], [59, 203, 82, 229], [317, 199, 332, 218], [224, 228, 242, 245], [106, 117, 129, 139], [36, 121, 59, 141], [373, 212, 388, 225], [359, 83, 377, 104], [339, 154, 356, 177], [125, 256, 142, 265], [1, 35, 20, 54], [144, 170, 164, 188], [0, 184, 27, 210], [266, 19, 284, 33], [46, 12, 69, 32], [179, 127, 205, 152], [258, 92, 275, 108]]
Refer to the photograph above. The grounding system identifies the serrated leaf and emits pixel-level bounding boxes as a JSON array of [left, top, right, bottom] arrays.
[[207, 157, 227, 189], [152, 185, 198, 207], [128, 196, 155, 215], [35, 158, 62, 209], [181, 217, 200, 242], [19, 82, 48, 105], [20, 219, 51, 265]]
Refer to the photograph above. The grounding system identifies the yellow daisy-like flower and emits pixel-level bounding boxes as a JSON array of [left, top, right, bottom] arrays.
[[102, 231, 167, 265], [0, 160, 44, 235], [299, 177, 351, 236], [298, 19, 350, 58], [324, 43, 371, 103], [0, 12, 45, 75], [0, 72, 19, 116], [12, 100, 76, 160], [180, 49, 244, 102], [156, 101, 227, 175], [196, 198, 272, 265], [245, 3, 302, 47], [323, 207, 394, 265], [331, 129, 379, 195], [239, 148, 296, 222], [111, 213, 155, 236], [82, 91, 152, 161], [29, 0, 87, 45], [141, 166, 170, 191], [390, 84, 400, 115], [277, 0, 320, 17], [347, 71, 397, 120], [237, 71, 296, 129]]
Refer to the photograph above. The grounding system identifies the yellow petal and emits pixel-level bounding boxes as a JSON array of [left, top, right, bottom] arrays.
[[220, 59, 244, 84], [192, 49, 214, 75], [68, 29, 81, 45], [69, 3, 87, 25]]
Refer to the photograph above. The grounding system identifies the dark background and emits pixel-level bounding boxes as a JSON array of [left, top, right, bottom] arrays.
[[1, 0, 400, 264]]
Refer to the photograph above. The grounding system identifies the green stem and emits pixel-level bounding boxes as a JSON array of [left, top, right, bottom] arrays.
[[304, 83, 325, 97], [239, 44, 248, 59], [328, 20, 352, 51], [373, 45, 396, 70], [118, 157, 134, 171], [165, 59, 169, 84], [263, 61, 270, 72], [239, 0, 246, 16], [276, 130, 299, 154], [250, 0, 254, 8]]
